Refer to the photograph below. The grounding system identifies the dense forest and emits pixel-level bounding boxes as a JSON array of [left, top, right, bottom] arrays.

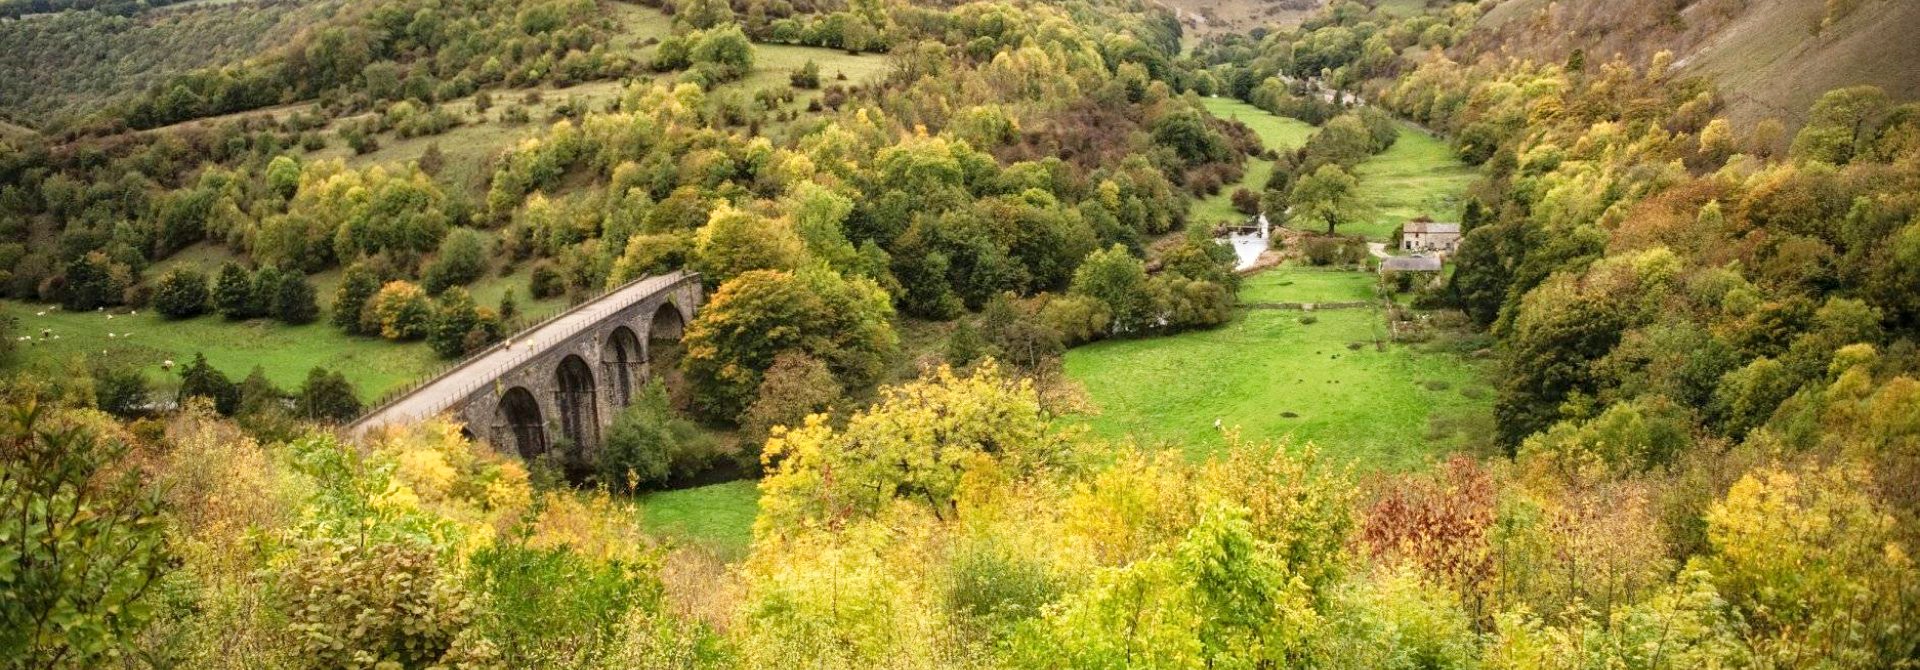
[[3, 0, 1918, 666]]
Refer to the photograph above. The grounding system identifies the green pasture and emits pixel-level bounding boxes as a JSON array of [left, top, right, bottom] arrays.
[[1063, 266, 1492, 470]]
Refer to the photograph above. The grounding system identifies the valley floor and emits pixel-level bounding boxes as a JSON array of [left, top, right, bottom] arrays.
[[1062, 265, 1493, 470]]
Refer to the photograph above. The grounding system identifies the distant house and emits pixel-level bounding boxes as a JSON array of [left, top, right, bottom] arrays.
[[1380, 256, 1442, 273], [1401, 218, 1462, 254]]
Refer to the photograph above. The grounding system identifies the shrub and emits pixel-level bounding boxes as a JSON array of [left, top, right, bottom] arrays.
[[281, 538, 494, 668], [529, 262, 566, 299], [153, 268, 210, 319], [92, 364, 148, 418], [1303, 237, 1340, 266], [468, 543, 664, 666], [0, 403, 172, 667], [790, 59, 821, 89], [598, 381, 722, 491]]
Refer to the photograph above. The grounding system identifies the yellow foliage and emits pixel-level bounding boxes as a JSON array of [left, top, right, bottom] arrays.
[[526, 490, 654, 564]]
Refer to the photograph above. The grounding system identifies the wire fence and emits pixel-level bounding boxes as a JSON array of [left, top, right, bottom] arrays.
[[348, 271, 693, 430]]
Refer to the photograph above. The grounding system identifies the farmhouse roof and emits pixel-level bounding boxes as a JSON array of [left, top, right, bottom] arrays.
[[1382, 256, 1443, 272], [1404, 221, 1461, 235]]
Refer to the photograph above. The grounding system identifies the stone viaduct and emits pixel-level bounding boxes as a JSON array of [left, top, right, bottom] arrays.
[[348, 271, 703, 461]]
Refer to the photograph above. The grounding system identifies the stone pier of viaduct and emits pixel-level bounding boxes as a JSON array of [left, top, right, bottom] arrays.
[[349, 271, 703, 461]]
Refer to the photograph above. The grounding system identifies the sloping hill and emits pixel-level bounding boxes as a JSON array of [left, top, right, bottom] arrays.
[[1158, 0, 1321, 41], [0, 0, 316, 126], [1682, 0, 1920, 126], [0, 118, 34, 139], [1471, 0, 1920, 127]]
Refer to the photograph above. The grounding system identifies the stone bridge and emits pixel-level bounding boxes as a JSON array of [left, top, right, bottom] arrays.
[[349, 271, 703, 461]]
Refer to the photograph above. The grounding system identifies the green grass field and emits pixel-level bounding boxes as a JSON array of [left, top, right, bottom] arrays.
[[1063, 266, 1491, 470], [1192, 98, 1317, 227], [637, 480, 759, 558], [1238, 266, 1379, 304], [1348, 123, 1477, 241], [0, 300, 436, 401], [1200, 97, 1317, 151]]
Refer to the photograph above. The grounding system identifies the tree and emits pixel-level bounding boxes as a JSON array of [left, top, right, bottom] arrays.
[[693, 204, 805, 286], [1151, 106, 1231, 166], [756, 362, 1066, 533], [1230, 188, 1261, 216], [91, 364, 148, 418], [678, 0, 734, 29], [273, 271, 319, 324], [1069, 244, 1151, 335], [428, 288, 481, 359], [212, 261, 255, 320], [177, 353, 239, 415], [1289, 164, 1370, 235], [331, 263, 381, 334], [235, 365, 285, 417], [740, 351, 841, 451], [153, 268, 210, 319], [60, 252, 118, 312], [295, 367, 362, 422], [682, 268, 897, 420], [1790, 85, 1890, 164], [248, 265, 284, 319], [689, 25, 755, 82], [598, 381, 720, 492], [1301, 114, 1378, 169], [980, 294, 1064, 372], [266, 154, 301, 199], [0, 402, 171, 667], [422, 227, 488, 294], [366, 281, 433, 341]]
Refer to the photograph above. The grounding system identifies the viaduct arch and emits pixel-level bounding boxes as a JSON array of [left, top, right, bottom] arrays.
[[350, 271, 703, 464]]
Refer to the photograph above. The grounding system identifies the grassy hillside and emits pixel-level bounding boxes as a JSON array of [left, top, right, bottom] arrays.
[[1064, 265, 1492, 470], [1162, 0, 1320, 43], [1473, 0, 1920, 127], [1350, 122, 1477, 240], [1684, 0, 1920, 127], [0, 0, 315, 125], [1191, 97, 1316, 227]]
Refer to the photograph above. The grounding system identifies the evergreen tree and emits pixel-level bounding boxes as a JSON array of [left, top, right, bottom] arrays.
[[212, 262, 255, 320], [235, 365, 285, 417], [295, 367, 362, 422], [274, 271, 319, 324], [428, 288, 481, 358], [331, 263, 381, 334], [177, 353, 238, 415], [248, 265, 284, 319]]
